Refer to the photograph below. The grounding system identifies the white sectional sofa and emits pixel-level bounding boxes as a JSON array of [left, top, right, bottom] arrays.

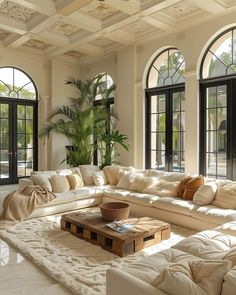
[[10, 165, 236, 231], [3, 165, 236, 295]]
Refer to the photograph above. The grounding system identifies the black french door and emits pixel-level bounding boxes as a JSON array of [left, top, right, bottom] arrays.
[[0, 97, 38, 184], [145, 85, 185, 172], [200, 79, 236, 180]]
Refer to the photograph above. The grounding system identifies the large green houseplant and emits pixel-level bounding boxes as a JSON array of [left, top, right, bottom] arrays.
[[39, 74, 130, 167]]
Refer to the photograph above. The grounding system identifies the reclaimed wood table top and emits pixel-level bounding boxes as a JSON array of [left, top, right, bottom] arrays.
[[61, 211, 170, 243]]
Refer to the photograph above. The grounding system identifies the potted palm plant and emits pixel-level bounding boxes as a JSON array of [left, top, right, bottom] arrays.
[[39, 74, 116, 166]]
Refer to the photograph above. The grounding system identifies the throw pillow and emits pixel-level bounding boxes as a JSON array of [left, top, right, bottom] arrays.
[[103, 166, 120, 185], [178, 176, 204, 200], [129, 175, 157, 193], [93, 171, 108, 186], [116, 171, 137, 190], [79, 165, 100, 185], [193, 182, 217, 206], [31, 175, 52, 192], [50, 175, 70, 193], [66, 173, 84, 190], [151, 259, 231, 295], [31, 170, 56, 177], [143, 180, 179, 197], [212, 181, 236, 209]]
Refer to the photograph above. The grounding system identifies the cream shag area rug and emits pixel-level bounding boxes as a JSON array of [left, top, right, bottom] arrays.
[[0, 213, 195, 295]]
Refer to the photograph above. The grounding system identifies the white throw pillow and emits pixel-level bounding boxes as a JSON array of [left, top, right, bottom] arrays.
[[116, 171, 137, 189], [213, 181, 236, 209], [143, 180, 179, 197], [50, 175, 70, 193], [193, 182, 217, 206], [79, 165, 100, 185], [56, 168, 73, 176], [31, 175, 52, 191], [151, 259, 231, 295], [103, 166, 121, 185], [31, 170, 56, 177], [93, 171, 108, 186], [129, 175, 158, 193]]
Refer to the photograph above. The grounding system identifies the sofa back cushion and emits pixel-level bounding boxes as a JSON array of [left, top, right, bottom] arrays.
[[50, 175, 70, 193], [178, 176, 204, 200], [144, 180, 179, 197], [193, 182, 217, 206], [116, 171, 137, 189], [93, 171, 108, 186], [79, 165, 100, 185], [151, 259, 231, 295], [31, 170, 56, 177], [103, 166, 121, 185], [213, 181, 236, 209], [129, 174, 157, 193], [159, 172, 186, 182], [31, 175, 52, 192], [66, 173, 84, 190]]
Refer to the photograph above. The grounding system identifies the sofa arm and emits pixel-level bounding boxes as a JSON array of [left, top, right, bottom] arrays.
[[106, 268, 166, 295], [18, 178, 34, 190]]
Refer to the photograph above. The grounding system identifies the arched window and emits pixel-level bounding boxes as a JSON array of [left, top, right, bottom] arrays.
[[0, 67, 38, 184], [200, 27, 236, 180], [145, 48, 185, 172]]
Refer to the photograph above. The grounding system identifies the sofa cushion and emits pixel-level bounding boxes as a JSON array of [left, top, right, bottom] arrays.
[[31, 174, 52, 192], [151, 259, 231, 295], [152, 197, 195, 216], [143, 180, 179, 197], [116, 171, 137, 189], [103, 188, 131, 201], [173, 230, 236, 263], [79, 165, 100, 185], [221, 266, 236, 295], [215, 221, 236, 237], [193, 182, 217, 206], [212, 180, 236, 209], [50, 175, 70, 193], [121, 248, 199, 284], [159, 172, 186, 182], [125, 192, 159, 206], [129, 174, 157, 193], [103, 166, 121, 185], [93, 171, 108, 186], [66, 173, 84, 190], [178, 176, 204, 200], [192, 205, 236, 225], [31, 170, 56, 177]]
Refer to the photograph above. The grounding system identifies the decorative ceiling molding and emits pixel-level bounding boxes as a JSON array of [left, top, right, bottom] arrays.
[[0, 0, 234, 60], [0, 0, 39, 24], [23, 38, 50, 50], [50, 21, 80, 36]]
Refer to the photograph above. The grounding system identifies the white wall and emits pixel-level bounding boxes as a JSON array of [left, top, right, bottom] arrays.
[[79, 10, 236, 173]]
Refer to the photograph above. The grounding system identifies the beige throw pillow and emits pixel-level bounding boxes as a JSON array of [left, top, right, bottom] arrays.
[[193, 182, 217, 206], [144, 180, 179, 197], [79, 165, 100, 185], [151, 259, 231, 295], [31, 175, 52, 192], [129, 175, 157, 193], [103, 166, 120, 185], [213, 181, 236, 209], [93, 171, 108, 186], [50, 175, 70, 193], [66, 173, 84, 190], [116, 171, 137, 190]]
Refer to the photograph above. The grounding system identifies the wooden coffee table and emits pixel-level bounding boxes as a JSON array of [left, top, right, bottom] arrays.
[[61, 211, 170, 257]]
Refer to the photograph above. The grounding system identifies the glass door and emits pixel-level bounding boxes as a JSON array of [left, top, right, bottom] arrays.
[[0, 102, 12, 184], [146, 86, 185, 172], [0, 100, 37, 184]]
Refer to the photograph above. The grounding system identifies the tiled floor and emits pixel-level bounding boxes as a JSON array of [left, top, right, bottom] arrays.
[[0, 184, 72, 294], [0, 239, 72, 295]]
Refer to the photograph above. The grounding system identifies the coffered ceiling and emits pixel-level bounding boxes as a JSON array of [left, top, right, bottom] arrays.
[[0, 0, 235, 62]]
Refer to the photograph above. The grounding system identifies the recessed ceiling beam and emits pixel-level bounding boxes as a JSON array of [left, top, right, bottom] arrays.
[[189, 0, 226, 13], [142, 15, 175, 30], [104, 30, 135, 45], [105, 0, 140, 15], [57, 0, 93, 16]]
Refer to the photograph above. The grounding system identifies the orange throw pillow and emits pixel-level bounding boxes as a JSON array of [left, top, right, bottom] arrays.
[[178, 176, 204, 200]]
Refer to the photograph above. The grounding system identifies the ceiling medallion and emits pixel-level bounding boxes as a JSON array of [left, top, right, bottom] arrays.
[[50, 21, 79, 36], [0, 0, 38, 23]]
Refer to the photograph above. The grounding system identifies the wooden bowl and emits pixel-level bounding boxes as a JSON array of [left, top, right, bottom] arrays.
[[100, 202, 130, 221]]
